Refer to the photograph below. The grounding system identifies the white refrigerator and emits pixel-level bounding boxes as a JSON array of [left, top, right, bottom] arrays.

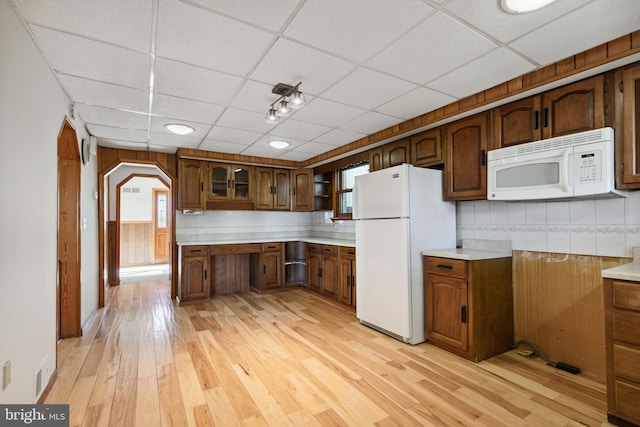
[[353, 164, 456, 344]]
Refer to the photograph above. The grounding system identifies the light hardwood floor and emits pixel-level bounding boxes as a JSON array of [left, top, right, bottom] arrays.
[[46, 281, 615, 426]]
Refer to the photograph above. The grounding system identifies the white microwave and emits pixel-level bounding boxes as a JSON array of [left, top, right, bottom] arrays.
[[487, 127, 627, 201]]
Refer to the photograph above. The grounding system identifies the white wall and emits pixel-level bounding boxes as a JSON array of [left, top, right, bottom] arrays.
[[457, 191, 640, 257], [120, 177, 166, 222], [0, 0, 98, 403]]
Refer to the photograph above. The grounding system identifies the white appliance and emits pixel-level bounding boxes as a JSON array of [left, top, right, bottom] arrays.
[[487, 127, 627, 201], [353, 164, 456, 344]]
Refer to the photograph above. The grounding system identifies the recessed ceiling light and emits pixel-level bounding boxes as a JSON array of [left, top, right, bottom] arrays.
[[268, 140, 290, 149], [164, 123, 194, 135], [501, 0, 556, 13]]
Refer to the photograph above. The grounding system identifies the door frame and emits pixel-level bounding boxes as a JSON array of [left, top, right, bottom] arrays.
[[57, 118, 82, 338]]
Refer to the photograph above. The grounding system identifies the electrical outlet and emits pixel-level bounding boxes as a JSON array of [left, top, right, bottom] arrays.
[[2, 361, 11, 390]]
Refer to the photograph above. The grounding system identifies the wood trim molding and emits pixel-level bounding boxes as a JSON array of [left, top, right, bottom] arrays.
[[177, 148, 299, 169]]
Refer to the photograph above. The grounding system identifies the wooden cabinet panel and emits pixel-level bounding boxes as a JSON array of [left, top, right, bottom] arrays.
[[339, 256, 355, 307], [613, 344, 640, 382], [410, 129, 442, 167], [250, 242, 283, 292], [207, 163, 254, 209], [322, 254, 339, 299], [369, 148, 383, 172], [180, 245, 210, 302], [424, 256, 513, 362], [382, 138, 409, 169], [491, 97, 542, 148], [273, 169, 290, 211], [542, 75, 604, 139], [444, 113, 488, 200], [292, 169, 314, 211], [255, 167, 290, 210], [614, 380, 640, 424], [426, 274, 468, 351], [308, 252, 322, 293], [178, 159, 205, 210], [618, 63, 640, 187], [307, 244, 339, 300]]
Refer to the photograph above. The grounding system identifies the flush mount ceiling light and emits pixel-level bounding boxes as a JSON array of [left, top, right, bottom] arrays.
[[164, 123, 194, 135], [265, 82, 306, 124], [268, 140, 290, 149], [501, 0, 556, 13]]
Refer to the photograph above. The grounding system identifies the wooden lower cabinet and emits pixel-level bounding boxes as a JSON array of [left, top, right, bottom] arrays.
[[179, 245, 210, 302], [339, 246, 356, 308], [424, 255, 513, 362], [250, 242, 283, 292], [604, 277, 640, 427], [307, 244, 339, 300]]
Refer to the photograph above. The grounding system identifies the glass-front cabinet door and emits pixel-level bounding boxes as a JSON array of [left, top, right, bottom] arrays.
[[231, 165, 252, 200], [208, 163, 229, 200]]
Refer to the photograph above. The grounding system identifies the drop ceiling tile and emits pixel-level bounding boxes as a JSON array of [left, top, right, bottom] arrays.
[[251, 39, 355, 95], [156, 0, 274, 76], [427, 48, 536, 99], [150, 117, 211, 138], [340, 111, 402, 135], [252, 134, 308, 151], [240, 146, 286, 158], [376, 87, 456, 120], [277, 151, 313, 161], [31, 26, 150, 90], [368, 12, 497, 84], [284, 0, 435, 63], [216, 108, 277, 134], [444, 0, 592, 44], [230, 80, 281, 113], [199, 139, 249, 154], [152, 94, 224, 124], [186, 0, 301, 32], [207, 126, 262, 145], [13, 0, 152, 51], [509, 0, 640, 66], [147, 144, 178, 154], [97, 138, 149, 150], [313, 129, 367, 147], [58, 75, 149, 113], [291, 99, 366, 128], [88, 124, 148, 142], [150, 132, 203, 149], [77, 104, 148, 129], [321, 68, 417, 110], [269, 119, 332, 141], [154, 58, 243, 105], [293, 142, 336, 155]]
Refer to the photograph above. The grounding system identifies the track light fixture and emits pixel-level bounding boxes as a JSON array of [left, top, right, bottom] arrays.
[[265, 82, 306, 124]]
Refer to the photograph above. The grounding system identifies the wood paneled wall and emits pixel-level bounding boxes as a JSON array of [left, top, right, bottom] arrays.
[[107, 221, 118, 287], [512, 251, 630, 380], [120, 221, 152, 266]]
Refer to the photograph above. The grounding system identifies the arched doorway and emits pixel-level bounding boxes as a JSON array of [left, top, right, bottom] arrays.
[[57, 119, 82, 338]]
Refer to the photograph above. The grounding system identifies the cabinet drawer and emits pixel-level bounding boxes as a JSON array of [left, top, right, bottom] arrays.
[[614, 343, 640, 382], [613, 310, 640, 346], [262, 242, 282, 252], [183, 245, 209, 256], [614, 379, 640, 423], [339, 246, 356, 259], [308, 243, 322, 254], [613, 281, 640, 311], [425, 257, 467, 277], [321, 245, 338, 257]]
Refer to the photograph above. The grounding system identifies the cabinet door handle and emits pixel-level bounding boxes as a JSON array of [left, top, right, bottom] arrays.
[[227, 179, 231, 189], [231, 180, 235, 189], [293, 187, 297, 196], [263, 265, 266, 274], [200, 182, 204, 192], [347, 275, 351, 286], [204, 270, 207, 280], [191, 249, 202, 253], [318, 268, 323, 278], [267, 245, 277, 249], [461, 305, 467, 324], [436, 264, 453, 270], [480, 149, 486, 167], [533, 111, 539, 130], [543, 108, 549, 128]]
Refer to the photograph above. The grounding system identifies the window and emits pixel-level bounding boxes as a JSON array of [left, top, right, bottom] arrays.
[[335, 162, 369, 218]]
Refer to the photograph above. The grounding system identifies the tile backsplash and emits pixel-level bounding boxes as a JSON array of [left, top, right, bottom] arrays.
[[457, 191, 640, 257]]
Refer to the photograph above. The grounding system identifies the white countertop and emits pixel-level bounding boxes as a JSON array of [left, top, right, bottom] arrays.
[[601, 261, 640, 282], [177, 236, 355, 247], [422, 247, 513, 260]]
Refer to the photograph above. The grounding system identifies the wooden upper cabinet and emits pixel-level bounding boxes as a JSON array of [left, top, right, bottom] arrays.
[[369, 147, 383, 172], [410, 128, 442, 167], [615, 63, 640, 188], [178, 159, 205, 210], [491, 97, 542, 148], [291, 169, 314, 212], [207, 163, 253, 202], [541, 75, 604, 139], [382, 138, 409, 168], [444, 112, 488, 200], [255, 167, 290, 211]]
